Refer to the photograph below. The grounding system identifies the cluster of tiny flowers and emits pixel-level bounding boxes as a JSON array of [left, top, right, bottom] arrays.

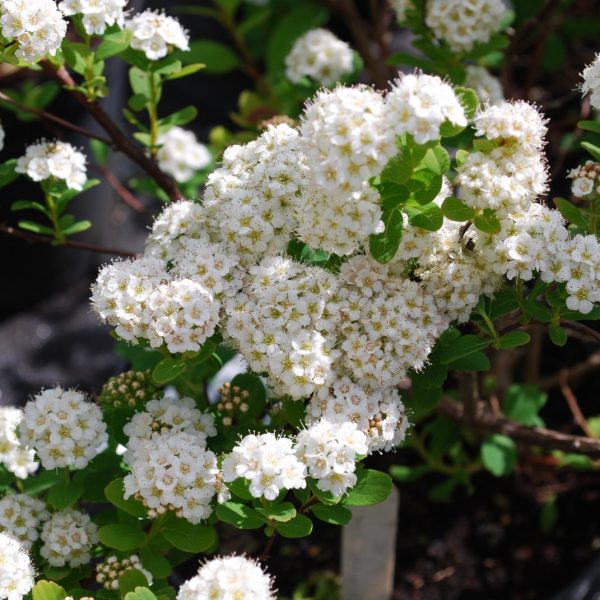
[[457, 101, 548, 215], [285, 28, 354, 86], [0, 494, 49, 550], [222, 433, 306, 500], [125, 9, 189, 60], [581, 53, 600, 110], [96, 555, 152, 590], [123, 430, 223, 523], [15, 140, 87, 191], [308, 376, 409, 453], [177, 555, 276, 600], [390, 0, 413, 22], [123, 395, 216, 460], [0, 533, 34, 600], [40, 509, 98, 567], [336, 255, 446, 389], [568, 160, 600, 197], [217, 382, 250, 427], [425, 0, 506, 53], [296, 418, 368, 496], [156, 127, 211, 183], [224, 257, 341, 399], [385, 73, 467, 144], [464, 65, 504, 105], [0, 0, 67, 63], [0, 408, 38, 479], [204, 124, 304, 265], [99, 369, 155, 412], [58, 0, 127, 35], [20, 387, 108, 470]]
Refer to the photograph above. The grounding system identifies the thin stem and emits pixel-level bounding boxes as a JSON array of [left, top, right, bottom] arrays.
[[148, 70, 159, 156], [90, 163, 148, 214], [559, 370, 597, 439], [0, 222, 139, 258], [45, 192, 65, 245]]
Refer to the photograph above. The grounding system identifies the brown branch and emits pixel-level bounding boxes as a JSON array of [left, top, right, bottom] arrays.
[[0, 222, 139, 258], [0, 91, 113, 146], [538, 351, 600, 390], [90, 163, 149, 214], [42, 63, 184, 202], [458, 371, 480, 422], [439, 396, 600, 459], [560, 319, 600, 345], [559, 370, 597, 439]]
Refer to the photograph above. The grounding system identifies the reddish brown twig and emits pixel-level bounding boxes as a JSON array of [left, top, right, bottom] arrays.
[[559, 370, 597, 439], [538, 351, 600, 390], [0, 222, 139, 258], [91, 163, 148, 214]]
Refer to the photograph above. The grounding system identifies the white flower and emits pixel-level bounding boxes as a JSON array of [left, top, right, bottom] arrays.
[[126, 9, 189, 60], [0, 532, 34, 600], [581, 53, 600, 109], [59, 0, 127, 35], [464, 66, 504, 105], [15, 139, 87, 190], [568, 161, 600, 198], [285, 28, 354, 86], [1, 0, 67, 63], [156, 127, 211, 183], [20, 387, 108, 470], [40, 509, 98, 567], [177, 555, 275, 600], [96, 555, 152, 590], [0, 408, 38, 479], [0, 494, 49, 550]]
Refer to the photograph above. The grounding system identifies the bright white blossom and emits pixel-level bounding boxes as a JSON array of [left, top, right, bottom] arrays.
[[126, 9, 189, 60], [58, 0, 127, 35], [16, 140, 87, 190], [156, 127, 211, 183], [581, 53, 600, 109], [96, 555, 152, 590], [123, 430, 223, 523], [20, 387, 108, 470], [464, 66, 504, 105], [0, 532, 34, 600], [0, 408, 38, 479], [1, 0, 67, 63], [285, 28, 354, 86], [0, 494, 49, 550], [222, 433, 306, 500], [177, 555, 275, 600], [40, 509, 98, 567], [425, 0, 506, 53], [568, 160, 600, 197]]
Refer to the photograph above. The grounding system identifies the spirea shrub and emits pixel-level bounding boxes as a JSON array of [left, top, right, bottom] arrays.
[[1, 1, 600, 599]]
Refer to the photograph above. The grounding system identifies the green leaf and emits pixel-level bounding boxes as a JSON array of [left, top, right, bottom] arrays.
[[441, 196, 475, 221], [182, 40, 241, 74], [61, 220, 92, 236], [581, 141, 600, 162], [128, 67, 154, 100], [95, 30, 133, 60], [344, 469, 393, 506], [165, 64, 205, 81], [0, 158, 18, 187], [553, 197, 587, 229], [422, 145, 450, 175], [446, 350, 491, 371], [549, 323, 568, 346], [228, 373, 266, 424], [157, 106, 198, 132], [119, 570, 151, 598], [47, 475, 84, 509], [404, 201, 443, 231], [32, 581, 67, 600], [124, 588, 157, 600], [369, 205, 403, 264], [407, 169, 443, 205], [151, 358, 187, 385], [90, 139, 110, 166], [502, 384, 547, 427], [276, 514, 313, 538], [18, 220, 55, 235], [99, 523, 145, 551], [128, 93, 149, 111], [389, 464, 432, 482], [481, 434, 517, 476], [380, 154, 414, 185], [215, 502, 265, 529], [455, 86, 479, 120], [11, 200, 48, 215], [497, 330, 530, 349], [105, 479, 147, 519], [256, 502, 296, 523], [139, 548, 171, 580], [62, 42, 92, 75], [578, 120, 600, 135], [474, 209, 501, 234], [439, 335, 490, 364], [311, 503, 352, 525], [227, 478, 253, 501], [162, 518, 216, 553]]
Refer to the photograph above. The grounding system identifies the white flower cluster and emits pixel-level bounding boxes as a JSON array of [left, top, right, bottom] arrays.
[[308, 376, 409, 452], [425, 0, 506, 53], [568, 160, 600, 197], [390, 0, 413, 22], [0, 0, 67, 63], [123, 395, 216, 459], [222, 433, 306, 500], [58, 0, 127, 35], [20, 387, 107, 470], [285, 28, 354, 87], [204, 124, 304, 265], [464, 65, 504, 105], [123, 430, 222, 523], [40, 509, 98, 567], [156, 127, 211, 183], [0, 408, 38, 479], [16, 140, 87, 191], [296, 418, 368, 496], [96, 555, 152, 590], [0, 532, 34, 600], [177, 555, 275, 600], [126, 9, 189, 60], [224, 257, 341, 399], [0, 494, 49, 550], [581, 53, 600, 109]]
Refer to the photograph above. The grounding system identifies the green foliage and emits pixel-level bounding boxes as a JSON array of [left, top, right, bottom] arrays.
[[344, 469, 393, 507], [502, 385, 547, 427], [32, 581, 67, 600], [481, 434, 518, 476]]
